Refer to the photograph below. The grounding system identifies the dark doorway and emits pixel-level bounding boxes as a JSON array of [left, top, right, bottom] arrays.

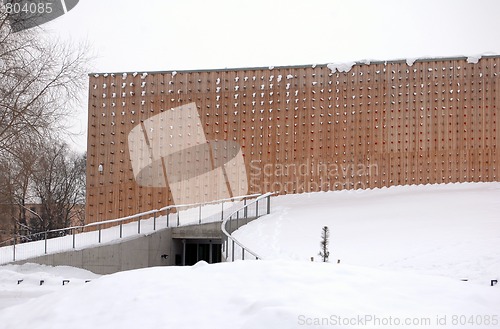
[[185, 243, 199, 266], [178, 239, 222, 266]]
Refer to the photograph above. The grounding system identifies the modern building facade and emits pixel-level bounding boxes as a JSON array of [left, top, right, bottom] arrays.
[[86, 56, 500, 223]]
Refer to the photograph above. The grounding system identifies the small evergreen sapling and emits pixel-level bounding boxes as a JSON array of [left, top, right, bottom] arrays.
[[318, 226, 330, 262]]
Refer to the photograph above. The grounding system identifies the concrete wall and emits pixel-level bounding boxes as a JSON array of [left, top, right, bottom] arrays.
[[171, 221, 223, 239], [12, 222, 230, 274], [13, 228, 174, 275]]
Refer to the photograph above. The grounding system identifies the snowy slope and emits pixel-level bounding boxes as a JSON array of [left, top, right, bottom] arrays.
[[0, 182, 499, 329], [0, 261, 499, 329], [0, 264, 99, 311], [233, 182, 500, 285]]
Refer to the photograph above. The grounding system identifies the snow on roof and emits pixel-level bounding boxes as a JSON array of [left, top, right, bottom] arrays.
[[88, 54, 500, 76]]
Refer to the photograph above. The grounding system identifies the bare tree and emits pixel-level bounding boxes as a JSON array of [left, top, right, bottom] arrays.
[[30, 142, 86, 233], [0, 11, 91, 240], [0, 156, 17, 243], [0, 139, 85, 240], [0, 10, 90, 152]]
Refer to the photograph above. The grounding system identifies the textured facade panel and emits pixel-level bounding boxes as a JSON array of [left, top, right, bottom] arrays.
[[86, 57, 500, 223]]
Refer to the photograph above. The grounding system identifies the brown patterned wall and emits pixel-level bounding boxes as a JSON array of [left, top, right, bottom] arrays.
[[86, 56, 500, 223]]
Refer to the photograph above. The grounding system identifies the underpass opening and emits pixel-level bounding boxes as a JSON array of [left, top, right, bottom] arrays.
[[174, 239, 222, 266]]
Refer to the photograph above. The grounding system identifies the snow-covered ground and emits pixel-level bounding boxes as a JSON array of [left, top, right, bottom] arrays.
[[0, 182, 499, 328], [0, 260, 498, 329], [234, 182, 500, 285], [0, 264, 100, 311]]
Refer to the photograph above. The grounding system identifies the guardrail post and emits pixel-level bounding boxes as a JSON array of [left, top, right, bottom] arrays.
[[199, 204, 202, 224], [242, 248, 245, 260], [256, 200, 259, 218], [44, 231, 48, 254], [72, 228, 76, 249], [225, 238, 228, 261], [176, 210, 180, 227], [221, 236, 227, 262], [231, 240, 235, 261], [222, 237, 225, 260], [98, 226, 101, 243], [166, 209, 170, 228], [138, 218, 141, 234], [153, 212, 157, 231], [221, 201, 224, 221], [13, 234, 16, 262], [119, 223, 123, 238], [267, 195, 271, 214], [244, 198, 248, 218]]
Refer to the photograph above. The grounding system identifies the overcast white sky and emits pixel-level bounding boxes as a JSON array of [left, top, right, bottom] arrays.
[[44, 0, 500, 152]]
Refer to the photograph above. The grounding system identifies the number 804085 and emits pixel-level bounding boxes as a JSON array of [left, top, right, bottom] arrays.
[[4, 1, 53, 15]]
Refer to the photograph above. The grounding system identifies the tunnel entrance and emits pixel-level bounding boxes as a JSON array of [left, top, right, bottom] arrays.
[[174, 239, 222, 266]]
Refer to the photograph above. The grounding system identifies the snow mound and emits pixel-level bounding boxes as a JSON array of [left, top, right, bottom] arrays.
[[467, 55, 481, 64], [192, 260, 209, 268], [0, 261, 498, 329], [327, 61, 356, 73], [0, 263, 99, 280], [406, 58, 417, 66], [0, 264, 99, 311]]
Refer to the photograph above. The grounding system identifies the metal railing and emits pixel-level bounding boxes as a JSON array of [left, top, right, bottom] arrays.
[[0, 193, 262, 265], [221, 192, 274, 262]]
